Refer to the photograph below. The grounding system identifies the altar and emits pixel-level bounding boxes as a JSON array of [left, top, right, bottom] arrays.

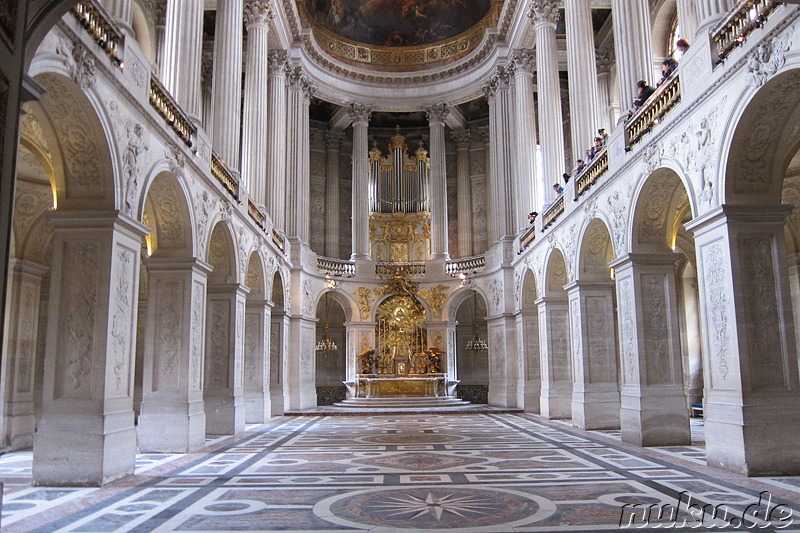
[[355, 374, 447, 398]]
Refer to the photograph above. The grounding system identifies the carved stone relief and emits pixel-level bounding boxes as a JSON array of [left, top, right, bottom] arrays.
[[154, 279, 181, 391], [747, 32, 791, 88], [642, 274, 670, 385], [702, 240, 731, 385], [618, 277, 636, 385], [110, 248, 135, 396], [207, 300, 231, 388], [122, 122, 149, 215], [190, 281, 204, 390], [570, 299, 583, 382]]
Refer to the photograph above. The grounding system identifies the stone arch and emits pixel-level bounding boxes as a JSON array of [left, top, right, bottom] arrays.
[[27, 71, 119, 211], [520, 266, 541, 413], [314, 289, 356, 324], [24, 1, 82, 66], [722, 69, 800, 206], [206, 221, 238, 284], [650, 0, 677, 61], [453, 289, 489, 404], [543, 247, 569, 297], [245, 251, 267, 300], [441, 285, 490, 323], [315, 290, 348, 404], [576, 218, 615, 281], [521, 266, 539, 308], [141, 172, 195, 258], [630, 167, 693, 253]]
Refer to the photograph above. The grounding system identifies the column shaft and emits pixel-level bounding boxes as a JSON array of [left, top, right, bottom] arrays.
[[426, 104, 450, 260], [266, 52, 288, 228], [285, 68, 313, 242], [212, 0, 244, 171], [452, 130, 473, 257], [325, 131, 344, 258], [530, 2, 566, 202], [676, 0, 699, 44], [484, 67, 516, 242], [611, 0, 654, 110], [242, 5, 272, 206], [565, 0, 600, 164], [512, 51, 539, 216], [161, 0, 203, 121], [349, 104, 373, 260]]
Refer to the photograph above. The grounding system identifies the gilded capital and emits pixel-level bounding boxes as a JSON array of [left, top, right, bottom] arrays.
[[528, 0, 561, 27], [348, 103, 374, 124], [244, 0, 275, 28], [425, 103, 450, 124]]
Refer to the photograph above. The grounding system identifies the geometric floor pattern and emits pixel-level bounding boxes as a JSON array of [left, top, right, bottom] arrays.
[[2, 414, 799, 531]]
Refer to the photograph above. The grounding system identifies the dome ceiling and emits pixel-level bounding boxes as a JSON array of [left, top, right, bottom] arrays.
[[299, 0, 503, 72]]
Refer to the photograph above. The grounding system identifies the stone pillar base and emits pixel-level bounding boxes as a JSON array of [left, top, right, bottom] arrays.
[[33, 413, 135, 486], [205, 394, 245, 435], [137, 402, 205, 453], [541, 383, 572, 419], [245, 392, 271, 424], [705, 398, 800, 476], [524, 386, 541, 414], [270, 390, 284, 416], [621, 386, 690, 446], [572, 385, 620, 430]]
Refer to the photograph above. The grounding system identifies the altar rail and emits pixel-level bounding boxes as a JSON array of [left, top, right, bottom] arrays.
[[149, 74, 196, 146], [574, 148, 608, 199], [317, 256, 356, 277], [445, 254, 486, 275], [712, 0, 780, 64], [70, 1, 124, 68], [375, 262, 426, 278], [542, 195, 565, 230], [625, 74, 681, 149]]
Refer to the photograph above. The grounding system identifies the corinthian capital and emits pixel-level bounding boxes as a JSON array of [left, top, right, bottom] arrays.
[[511, 49, 536, 74], [325, 129, 345, 149], [348, 103, 374, 124], [244, 0, 275, 27], [425, 103, 450, 124], [451, 129, 472, 149], [528, 0, 561, 27], [267, 50, 287, 72]]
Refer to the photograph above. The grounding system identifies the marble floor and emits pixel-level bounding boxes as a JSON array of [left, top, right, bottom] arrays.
[[1, 414, 799, 532]]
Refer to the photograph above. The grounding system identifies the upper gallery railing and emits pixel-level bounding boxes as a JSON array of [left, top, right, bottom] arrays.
[[574, 148, 609, 199], [625, 74, 681, 149], [712, 0, 780, 65], [542, 195, 565, 230], [272, 229, 286, 253], [248, 198, 266, 231], [210, 151, 239, 200], [149, 74, 196, 147], [70, 1, 124, 68], [375, 262, 426, 278], [445, 255, 486, 275], [317, 257, 356, 277], [519, 225, 536, 253]]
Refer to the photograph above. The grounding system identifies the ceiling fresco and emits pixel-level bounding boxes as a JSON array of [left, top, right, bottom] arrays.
[[303, 0, 493, 47]]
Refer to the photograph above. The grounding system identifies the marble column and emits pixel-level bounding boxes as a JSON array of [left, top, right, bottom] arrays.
[[2, 259, 47, 450], [611, 253, 690, 447], [676, 0, 699, 45], [529, 1, 566, 203], [474, 126, 491, 252], [565, 0, 600, 164], [33, 212, 146, 486], [426, 103, 450, 260], [688, 206, 800, 475], [611, 0, 654, 110], [452, 129, 472, 257], [596, 52, 614, 134], [241, 2, 274, 207], [204, 284, 248, 435], [483, 66, 516, 242], [696, 0, 732, 33], [566, 281, 620, 430], [536, 296, 572, 418], [200, 48, 214, 135], [516, 307, 541, 413], [511, 50, 539, 218], [212, 0, 244, 173], [266, 51, 288, 227], [154, 2, 167, 76], [285, 68, 314, 243], [137, 258, 211, 453], [244, 298, 272, 423], [349, 103, 373, 260], [325, 130, 345, 258], [101, 0, 132, 34], [270, 310, 288, 415], [161, 0, 203, 122]]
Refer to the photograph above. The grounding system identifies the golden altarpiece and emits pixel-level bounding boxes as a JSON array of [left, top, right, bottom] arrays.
[[353, 129, 448, 398]]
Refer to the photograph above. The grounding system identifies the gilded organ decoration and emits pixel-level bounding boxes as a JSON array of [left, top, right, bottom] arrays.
[[370, 213, 431, 262]]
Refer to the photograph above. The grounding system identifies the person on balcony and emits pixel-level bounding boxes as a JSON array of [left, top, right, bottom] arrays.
[[658, 58, 678, 87], [633, 80, 656, 109]]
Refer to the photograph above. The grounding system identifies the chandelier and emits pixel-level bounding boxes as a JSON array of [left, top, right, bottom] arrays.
[[316, 294, 338, 354], [465, 293, 488, 351]]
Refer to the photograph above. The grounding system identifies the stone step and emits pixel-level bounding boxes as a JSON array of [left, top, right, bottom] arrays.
[[333, 396, 472, 409]]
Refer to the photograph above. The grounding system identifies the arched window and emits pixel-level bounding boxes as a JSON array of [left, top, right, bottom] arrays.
[[667, 11, 683, 61]]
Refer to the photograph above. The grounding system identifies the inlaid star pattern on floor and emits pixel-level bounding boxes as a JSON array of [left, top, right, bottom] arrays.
[[1, 413, 799, 532]]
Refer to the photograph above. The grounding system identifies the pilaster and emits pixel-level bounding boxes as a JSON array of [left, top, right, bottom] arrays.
[[325, 130, 345, 258], [245, 299, 272, 423], [452, 129, 473, 257], [536, 296, 572, 418]]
